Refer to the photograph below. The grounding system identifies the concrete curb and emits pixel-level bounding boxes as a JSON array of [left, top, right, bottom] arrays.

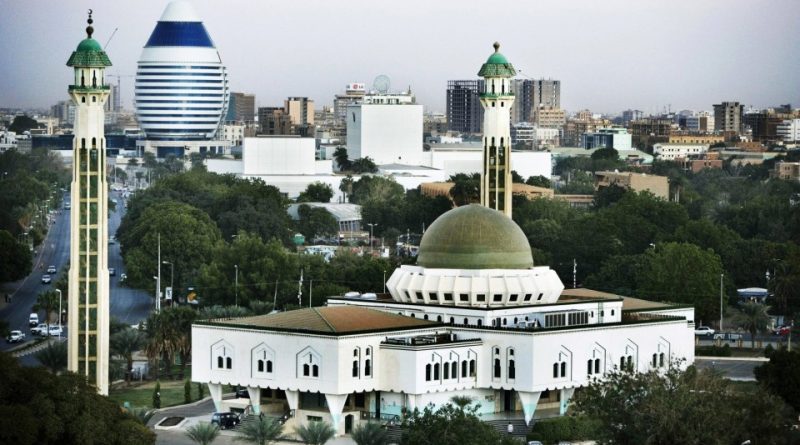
[[695, 356, 768, 362]]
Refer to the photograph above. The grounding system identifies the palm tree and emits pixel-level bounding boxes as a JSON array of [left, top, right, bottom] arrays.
[[449, 395, 474, 410], [35, 339, 67, 373], [294, 420, 336, 445], [351, 422, 389, 445], [185, 422, 220, 445], [111, 327, 145, 384], [235, 416, 284, 445], [737, 302, 770, 348], [145, 309, 181, 378], [33, 290, 59, 324]]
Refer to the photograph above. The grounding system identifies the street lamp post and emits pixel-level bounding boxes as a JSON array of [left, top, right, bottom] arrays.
[[367, 223, 378, 254], [234, 264, 239, 307], [720, 273, 724, 332], [153, 276, 159, 312], [55, 289, 62, 338]]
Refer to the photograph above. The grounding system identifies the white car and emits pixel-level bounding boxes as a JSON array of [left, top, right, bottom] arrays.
[[694, 326, 715, 336], [47, 325, 63, 337], [6, 330, 25, 343], [31, 323, 49, 336]]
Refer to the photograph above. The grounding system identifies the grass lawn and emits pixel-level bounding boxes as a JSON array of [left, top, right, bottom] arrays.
[[109, 380, 196, 409]]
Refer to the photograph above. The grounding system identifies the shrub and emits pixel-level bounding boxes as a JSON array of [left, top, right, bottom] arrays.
[[695, 344, 732, 357], [197, 382, 204, 400], [526, 415, 601, 444], [184, 379, 191, 404]]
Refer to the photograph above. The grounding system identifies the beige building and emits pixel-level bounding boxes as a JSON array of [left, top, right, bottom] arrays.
[[595, 171, 669, 200], [534, 107, 566, 129], [771, 162, 800, 181], [713, 101, 744, 134], [668, 134, 724, 145], [420, 182, 554, 203]]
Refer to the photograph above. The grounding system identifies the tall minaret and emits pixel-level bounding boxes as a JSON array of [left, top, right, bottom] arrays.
[[66, 11, 112, 395], [478, 42, 516, 217]]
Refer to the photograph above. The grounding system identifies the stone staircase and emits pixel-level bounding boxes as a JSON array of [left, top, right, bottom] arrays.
[[486, 418, 530, 439], [385, 424, 404, 444]]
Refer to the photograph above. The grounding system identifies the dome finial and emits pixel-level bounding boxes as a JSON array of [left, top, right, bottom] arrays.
[[86, 9, 94, 38], [493, 41, 500, 52]]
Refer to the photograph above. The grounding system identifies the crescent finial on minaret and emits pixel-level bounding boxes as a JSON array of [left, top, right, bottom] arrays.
[[86, 9, 94, 38]]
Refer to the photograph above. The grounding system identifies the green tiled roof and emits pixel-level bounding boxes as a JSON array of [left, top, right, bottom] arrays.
[[478, 42, 515, 78], [67, 38, 112, 67]]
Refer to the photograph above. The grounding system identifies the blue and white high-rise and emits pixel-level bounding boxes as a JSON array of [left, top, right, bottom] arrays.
[[135, 1, 228, 140]]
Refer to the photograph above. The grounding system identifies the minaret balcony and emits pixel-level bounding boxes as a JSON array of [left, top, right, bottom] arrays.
[[480, 92, 515, 99], [69, 84, 110, 93]]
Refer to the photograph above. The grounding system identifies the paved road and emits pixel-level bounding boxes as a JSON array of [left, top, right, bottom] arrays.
[[1, 190, 152, 354], [695, 357, 765, 381]]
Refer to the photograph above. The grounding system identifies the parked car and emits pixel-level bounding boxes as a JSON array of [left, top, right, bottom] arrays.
[[31, 323, 49, 336], [773, 326, 792, 336], [109, 268, 116, 276], [210, 412, 240, 430], [41, 274, 52, 284], [120, 273, 127, 283], [47, 325, 63, 337], [6, 330, 25, 343], [29, 313, 39, 327], [235, 387, 249, 398], [46, 265, 57, 274], [694, 326, 715, 336]]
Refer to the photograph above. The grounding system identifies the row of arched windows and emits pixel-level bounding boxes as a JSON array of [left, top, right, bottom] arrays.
[[425, 359, 476, 382], [651, 352, 666, 368]]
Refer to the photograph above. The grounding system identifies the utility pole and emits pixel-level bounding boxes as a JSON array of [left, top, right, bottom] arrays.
[[573, 258, 577, 289], [156, 232, 161, 312], [719, 273, 724, 332], [234, 264, 239, 307]]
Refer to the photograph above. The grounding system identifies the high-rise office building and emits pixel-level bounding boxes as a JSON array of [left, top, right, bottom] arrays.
[[531, 79, 561, 127], [478, 43, 515, 218], [66, 12, 112, 396], [257, 107, 293, 135], [285, 97, 314, 136], [510, 79, 532, 124], [446, 80, 484, 134], [134, 1, 229, 141], [713, 101, 744, 134], [621, 109, 643, 126], [334, 83, 366, 131], [226, 92, 255, 122]]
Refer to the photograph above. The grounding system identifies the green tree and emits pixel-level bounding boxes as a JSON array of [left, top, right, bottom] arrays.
[[339, 175, 354, 202], [755, 348, 800, 411], [110, 327, 145, 384], [572, 364, 794, 445], [8, 115, 41, 133], [297, 182, 335, 203], [351, 422, 389, 445], [0, 230, 32, 281], [294, 420, 336, 445], [0, 352, 156, 445], [351, 157, 378, 174], [334, 147, 351, 171], [525, 175, 551, 188], [637, 243, 724, 322], [448, 173, 480, 206], [510, 170, 525, 183], [590, 147, 619, 160], [33, 290, 59, 324], [235, 416, 284, 445], [736, 302, 770, 348], [185, 421, 220, 445], [184, 379, 192, 404], [296, 205, 338, 240], [34, 340, 67, 373], [152, 381, 161, 408], [402, 402, 517, 445]]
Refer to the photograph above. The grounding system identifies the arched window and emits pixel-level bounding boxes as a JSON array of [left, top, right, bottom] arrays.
[[353, 360, 359, 377], [553, 363, 558, 378], [500, 137, 504, 147], [92, 96, 96, 103], [303, 364, 310, 376], [594, 358, 600, 374], [226, 357, 232, 369], [81, 71, 85, 87], [433, 363, 440, 380], [423, 314, 428, 320], [477, 320, 482, 327], [508, 360, 515, 379], [267, 360, 273, 373], [444, 363, 450, 379], [659, 353, 665, 367], [437, 315, 442, 322], [491, 81, 495, 94], [92, 70, 97, 87], [620, 356, 626, 370], [258, 360, 264, 373], [365, 359, 371, 376], [91, 137, 96, 148], [450, 317, 455, 324], [587, 359, 593, 375], [560, 361, 566, 377], [312, 364, 319, 377], [81, 97, 86, 103], [425, 364, 431, 381], [81, 138, 86, 149], [463, 318, 468, 325], [626, 356, 633, 370], [411, 314, 415, 318], [451, 361, 457, 379], [494, 359, 501, 378], [652, 353, 658, 367], [469, 359, 476, 377], [217, 356, 223, 368]]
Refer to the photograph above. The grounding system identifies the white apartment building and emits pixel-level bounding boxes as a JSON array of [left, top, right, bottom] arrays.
[[653, 143, 709, 160], [777, 119, 800, 142], [346, 92, 424, 165]]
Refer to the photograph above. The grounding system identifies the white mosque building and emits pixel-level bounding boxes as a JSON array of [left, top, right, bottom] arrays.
[[192, 205, 695, 435]]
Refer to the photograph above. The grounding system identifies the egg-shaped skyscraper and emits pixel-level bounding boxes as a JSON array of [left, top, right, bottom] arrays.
[[135, 1, 228, 141]]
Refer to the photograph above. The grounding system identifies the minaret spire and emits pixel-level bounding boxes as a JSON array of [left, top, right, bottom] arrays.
[[477, 42, 516, 217]]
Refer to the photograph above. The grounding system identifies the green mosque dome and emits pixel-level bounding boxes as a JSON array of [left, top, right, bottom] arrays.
[[417, 204, 533, 270], [478, 42, 516, 77]]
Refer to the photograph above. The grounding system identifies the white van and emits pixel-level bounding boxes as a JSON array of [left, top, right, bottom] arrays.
[[29, 313, 39, 327]]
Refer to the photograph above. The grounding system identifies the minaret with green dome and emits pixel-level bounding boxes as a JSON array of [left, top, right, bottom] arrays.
[[66, 10, 112, 395], [478, 42, 516, 217]]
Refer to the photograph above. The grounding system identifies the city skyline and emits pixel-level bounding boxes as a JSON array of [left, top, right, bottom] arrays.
[[1, 0, 799, 113]]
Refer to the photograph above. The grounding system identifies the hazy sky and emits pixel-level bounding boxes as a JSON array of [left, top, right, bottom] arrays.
[[1, 0, 799, 114]]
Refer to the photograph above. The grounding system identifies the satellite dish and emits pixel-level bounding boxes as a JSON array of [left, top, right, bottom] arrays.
[[373, 75, 391, 94]]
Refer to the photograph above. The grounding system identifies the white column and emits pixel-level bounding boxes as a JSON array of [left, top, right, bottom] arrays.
[[247, 387, 261, 415], [324, 393, 349, 436], [559, 388, 575, 415], [517, 391, 541, 425], [285, 389, 300, 412], [208, 383, 223, 412]]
